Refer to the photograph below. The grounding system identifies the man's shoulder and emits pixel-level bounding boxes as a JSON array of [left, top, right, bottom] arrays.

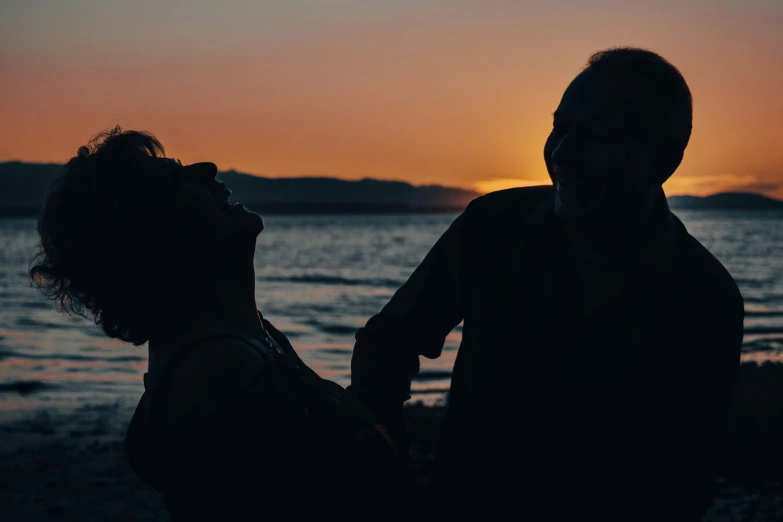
[[465, 185, 554, 223]]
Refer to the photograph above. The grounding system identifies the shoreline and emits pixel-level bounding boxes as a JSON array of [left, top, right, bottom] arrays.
[[2, 362, 783, 520]]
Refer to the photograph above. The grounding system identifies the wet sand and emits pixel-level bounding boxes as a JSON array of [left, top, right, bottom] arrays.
[[0, 403, 165, 522], [2, 364, 783, 521]]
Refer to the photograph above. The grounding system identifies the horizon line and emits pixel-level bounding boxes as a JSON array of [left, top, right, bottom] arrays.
[[1, 159, 779, 201]]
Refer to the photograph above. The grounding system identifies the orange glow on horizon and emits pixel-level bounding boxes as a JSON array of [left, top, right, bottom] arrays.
[[2, 1, 781, 199]]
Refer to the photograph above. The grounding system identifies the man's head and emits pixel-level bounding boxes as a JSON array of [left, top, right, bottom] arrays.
[[543, 47, 692, 223]]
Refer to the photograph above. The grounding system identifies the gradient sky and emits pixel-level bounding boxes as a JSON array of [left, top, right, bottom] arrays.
[[1, 0, 781, 197]]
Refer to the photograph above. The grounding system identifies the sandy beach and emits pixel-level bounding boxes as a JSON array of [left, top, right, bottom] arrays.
[[1, 398, 782, 522], [0, 403, 166, 522]]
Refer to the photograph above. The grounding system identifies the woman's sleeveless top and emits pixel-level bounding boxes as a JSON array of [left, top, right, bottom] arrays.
[[124, 319, 406, 520]]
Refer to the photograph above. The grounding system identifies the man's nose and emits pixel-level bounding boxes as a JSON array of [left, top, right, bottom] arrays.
[[550, 135, 579, 178]]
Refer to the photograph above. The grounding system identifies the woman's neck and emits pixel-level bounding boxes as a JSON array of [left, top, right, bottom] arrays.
[[152, 267, 263, 348]]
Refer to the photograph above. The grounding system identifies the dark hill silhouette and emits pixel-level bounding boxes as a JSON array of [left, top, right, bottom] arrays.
[[217, 170, 476, 212], [1, 161, 781, 216], [667, 192, 783, 210], [0, 162, 63, 212], [0, 162, 479, 216]]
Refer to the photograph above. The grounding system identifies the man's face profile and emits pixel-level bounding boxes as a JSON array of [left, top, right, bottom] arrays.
[[544, 68, 660, 223]]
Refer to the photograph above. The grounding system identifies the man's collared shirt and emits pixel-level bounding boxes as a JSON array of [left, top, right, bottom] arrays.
[[350, 185, 744, 519]]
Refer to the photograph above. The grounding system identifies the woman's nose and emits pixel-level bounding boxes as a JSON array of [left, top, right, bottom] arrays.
[[183, 162, 218, 180]]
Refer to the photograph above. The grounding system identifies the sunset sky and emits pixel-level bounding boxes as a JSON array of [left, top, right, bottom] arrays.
[[1, 0, 781, 197]]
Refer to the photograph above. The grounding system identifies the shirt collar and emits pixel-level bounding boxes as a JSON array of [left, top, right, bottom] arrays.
[[524, 189, 558, 227], [524, 189, 677, 274]]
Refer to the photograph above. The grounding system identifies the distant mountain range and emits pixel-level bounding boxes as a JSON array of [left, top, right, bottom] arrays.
[[0, 161, 478, 216], [667, 192, 783, 210], [1, 161, 781, 216]]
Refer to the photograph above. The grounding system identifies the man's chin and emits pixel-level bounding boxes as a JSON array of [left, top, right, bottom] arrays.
[[554, 187, 604, 224], [555, 200, 593, 224]]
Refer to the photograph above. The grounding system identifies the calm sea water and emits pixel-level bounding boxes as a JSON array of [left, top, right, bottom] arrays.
[[1, 211, 782, 421]]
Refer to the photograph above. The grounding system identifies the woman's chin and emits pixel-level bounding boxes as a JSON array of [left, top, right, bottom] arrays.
[[226, 204, 264, 236], [243, 209, 265, 236]]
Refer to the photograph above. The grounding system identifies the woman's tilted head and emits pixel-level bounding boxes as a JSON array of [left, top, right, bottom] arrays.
[[29, 127, 264, 345]]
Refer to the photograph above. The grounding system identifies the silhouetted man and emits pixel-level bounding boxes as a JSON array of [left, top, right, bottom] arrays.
[[349, 47, 744, 520]]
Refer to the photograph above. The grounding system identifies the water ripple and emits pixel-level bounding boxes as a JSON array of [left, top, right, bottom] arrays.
[[0, 352, 145, 363], [260, 274, 402, 288], [0, 380, 56, 394]]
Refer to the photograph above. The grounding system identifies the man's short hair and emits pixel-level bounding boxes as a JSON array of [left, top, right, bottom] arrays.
[[584, 47, 693, 150]]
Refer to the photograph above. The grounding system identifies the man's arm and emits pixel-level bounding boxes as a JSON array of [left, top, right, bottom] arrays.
[[349, 212, 468, 445]]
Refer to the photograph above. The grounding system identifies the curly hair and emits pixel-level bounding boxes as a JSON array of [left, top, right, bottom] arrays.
[[30, 126, 195, 345]]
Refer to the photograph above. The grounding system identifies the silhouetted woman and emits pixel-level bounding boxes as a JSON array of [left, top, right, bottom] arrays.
[[30, 128, 406, 520]]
